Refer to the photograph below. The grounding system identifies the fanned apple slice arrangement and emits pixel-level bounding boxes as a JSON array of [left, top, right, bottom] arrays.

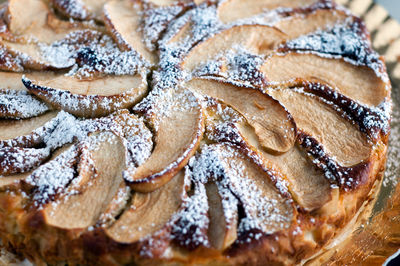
[[0, 0, 392, 265]]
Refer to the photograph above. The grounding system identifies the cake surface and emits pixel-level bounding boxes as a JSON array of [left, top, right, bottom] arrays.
[[0, 0, 392, 265]]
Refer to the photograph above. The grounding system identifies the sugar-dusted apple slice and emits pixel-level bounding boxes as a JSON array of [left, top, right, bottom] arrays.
[[0, 72, 54, 119], [51, 0, 109, 21], [217, 0, 318, 23], [205, 181, 238, 250], [5, 0, 98, 43], [0, 146, 50, 175], [204, 100, 331, 211], [106, 171, 187, 244], [0, 143, 73, 190], [1, 40, 75, 70], [24, 144, 81, 204], [41, 132, 126, 229], [273, 7, 349, 39], [266, 88, 372, 167], [236, 123, 332, 211], [104, 0, 156, 64], [0, 90, 51, 119], [124, 90, 204, 193], [0, 45, 23, 72], [172, 179, 210, 250], [209, 144, 294, 235], [0, 111, 58, 148], [97, 183, 131, 226], [181, 25, 286, 72], [185, 77, 296, 154], [22, 71, 148, 118], [0, 71, 55, 92], [261, 53, 388, 107]]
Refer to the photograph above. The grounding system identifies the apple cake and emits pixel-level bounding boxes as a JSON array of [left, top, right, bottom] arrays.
[[0, 0, 392, 265]]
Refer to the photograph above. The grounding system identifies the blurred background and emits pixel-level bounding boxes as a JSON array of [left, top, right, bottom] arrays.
[[376, 0, 400, 21]]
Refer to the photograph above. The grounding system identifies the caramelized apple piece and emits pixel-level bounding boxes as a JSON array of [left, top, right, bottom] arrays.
[[181, 25, 286, 72], [274, 7, 349, 39], [5, 0, 93, 43], [217, 0, 318, 23], [181, 7, 349, 73], [0, 145, 70, 189], [97, 184, 131, 226], [267, 88, 372, 167], [0, 44, 23, 72], [124, 90, 204, 192], [0, 147, 49, 175], [51, 0, 109, 21], [210, 144, 294, 234], [42, 132, 126, 229], [0, 111, 58, 148], [206, 182, 238, 250], [1, 41, 74, 70], [185, 77, 296, 154], [22, 73, 148, 118], [106, 171, 186, 243], [0, 91, 50, 119], [261, 53, 388, 107], [237, 123, 332, 211], [104, 0, 156, 64]]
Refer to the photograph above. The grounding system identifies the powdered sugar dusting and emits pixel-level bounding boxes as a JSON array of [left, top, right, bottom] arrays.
[[142, 4, 184, 51], [26, 144, 79, 205], [282, 20, 389, 82], [0, 90, 50, 119], [171, 179, 210, 250]]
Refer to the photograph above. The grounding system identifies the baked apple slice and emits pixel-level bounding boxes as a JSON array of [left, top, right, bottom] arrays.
[[266, 88, 372, 167], [0, 44, 23, 72], [104, 0, 156, 64], [0, 146, 50, 175], [180, 6, 349, 73], [0, 144, 69, 190], [0, 111, 58, 148], [0, 90, 50, 119], [261, 52, 388, 107], [40, 132, 126, 229], [97, 183, 131, 226], [181, 24, 286, 72], [106, 170, 187, 244], [205, 144, 294, 235], [206, 181, 238, 250], [236, 123, 332, 211], [22, 71, 148, 118], [217, 0, 318, 23], [5, 0, 98, 43], [51, 0, 109, 21], [185, 77, 296, 154], [1, 40, 75, 70], [273, 6, 349, 39], [203, 100, 331, 211], [0, 72, 52, 119], [124, 90, 204, 192]]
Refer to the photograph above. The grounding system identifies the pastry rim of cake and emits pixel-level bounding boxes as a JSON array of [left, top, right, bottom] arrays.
[[0, 0, 392, 265]]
